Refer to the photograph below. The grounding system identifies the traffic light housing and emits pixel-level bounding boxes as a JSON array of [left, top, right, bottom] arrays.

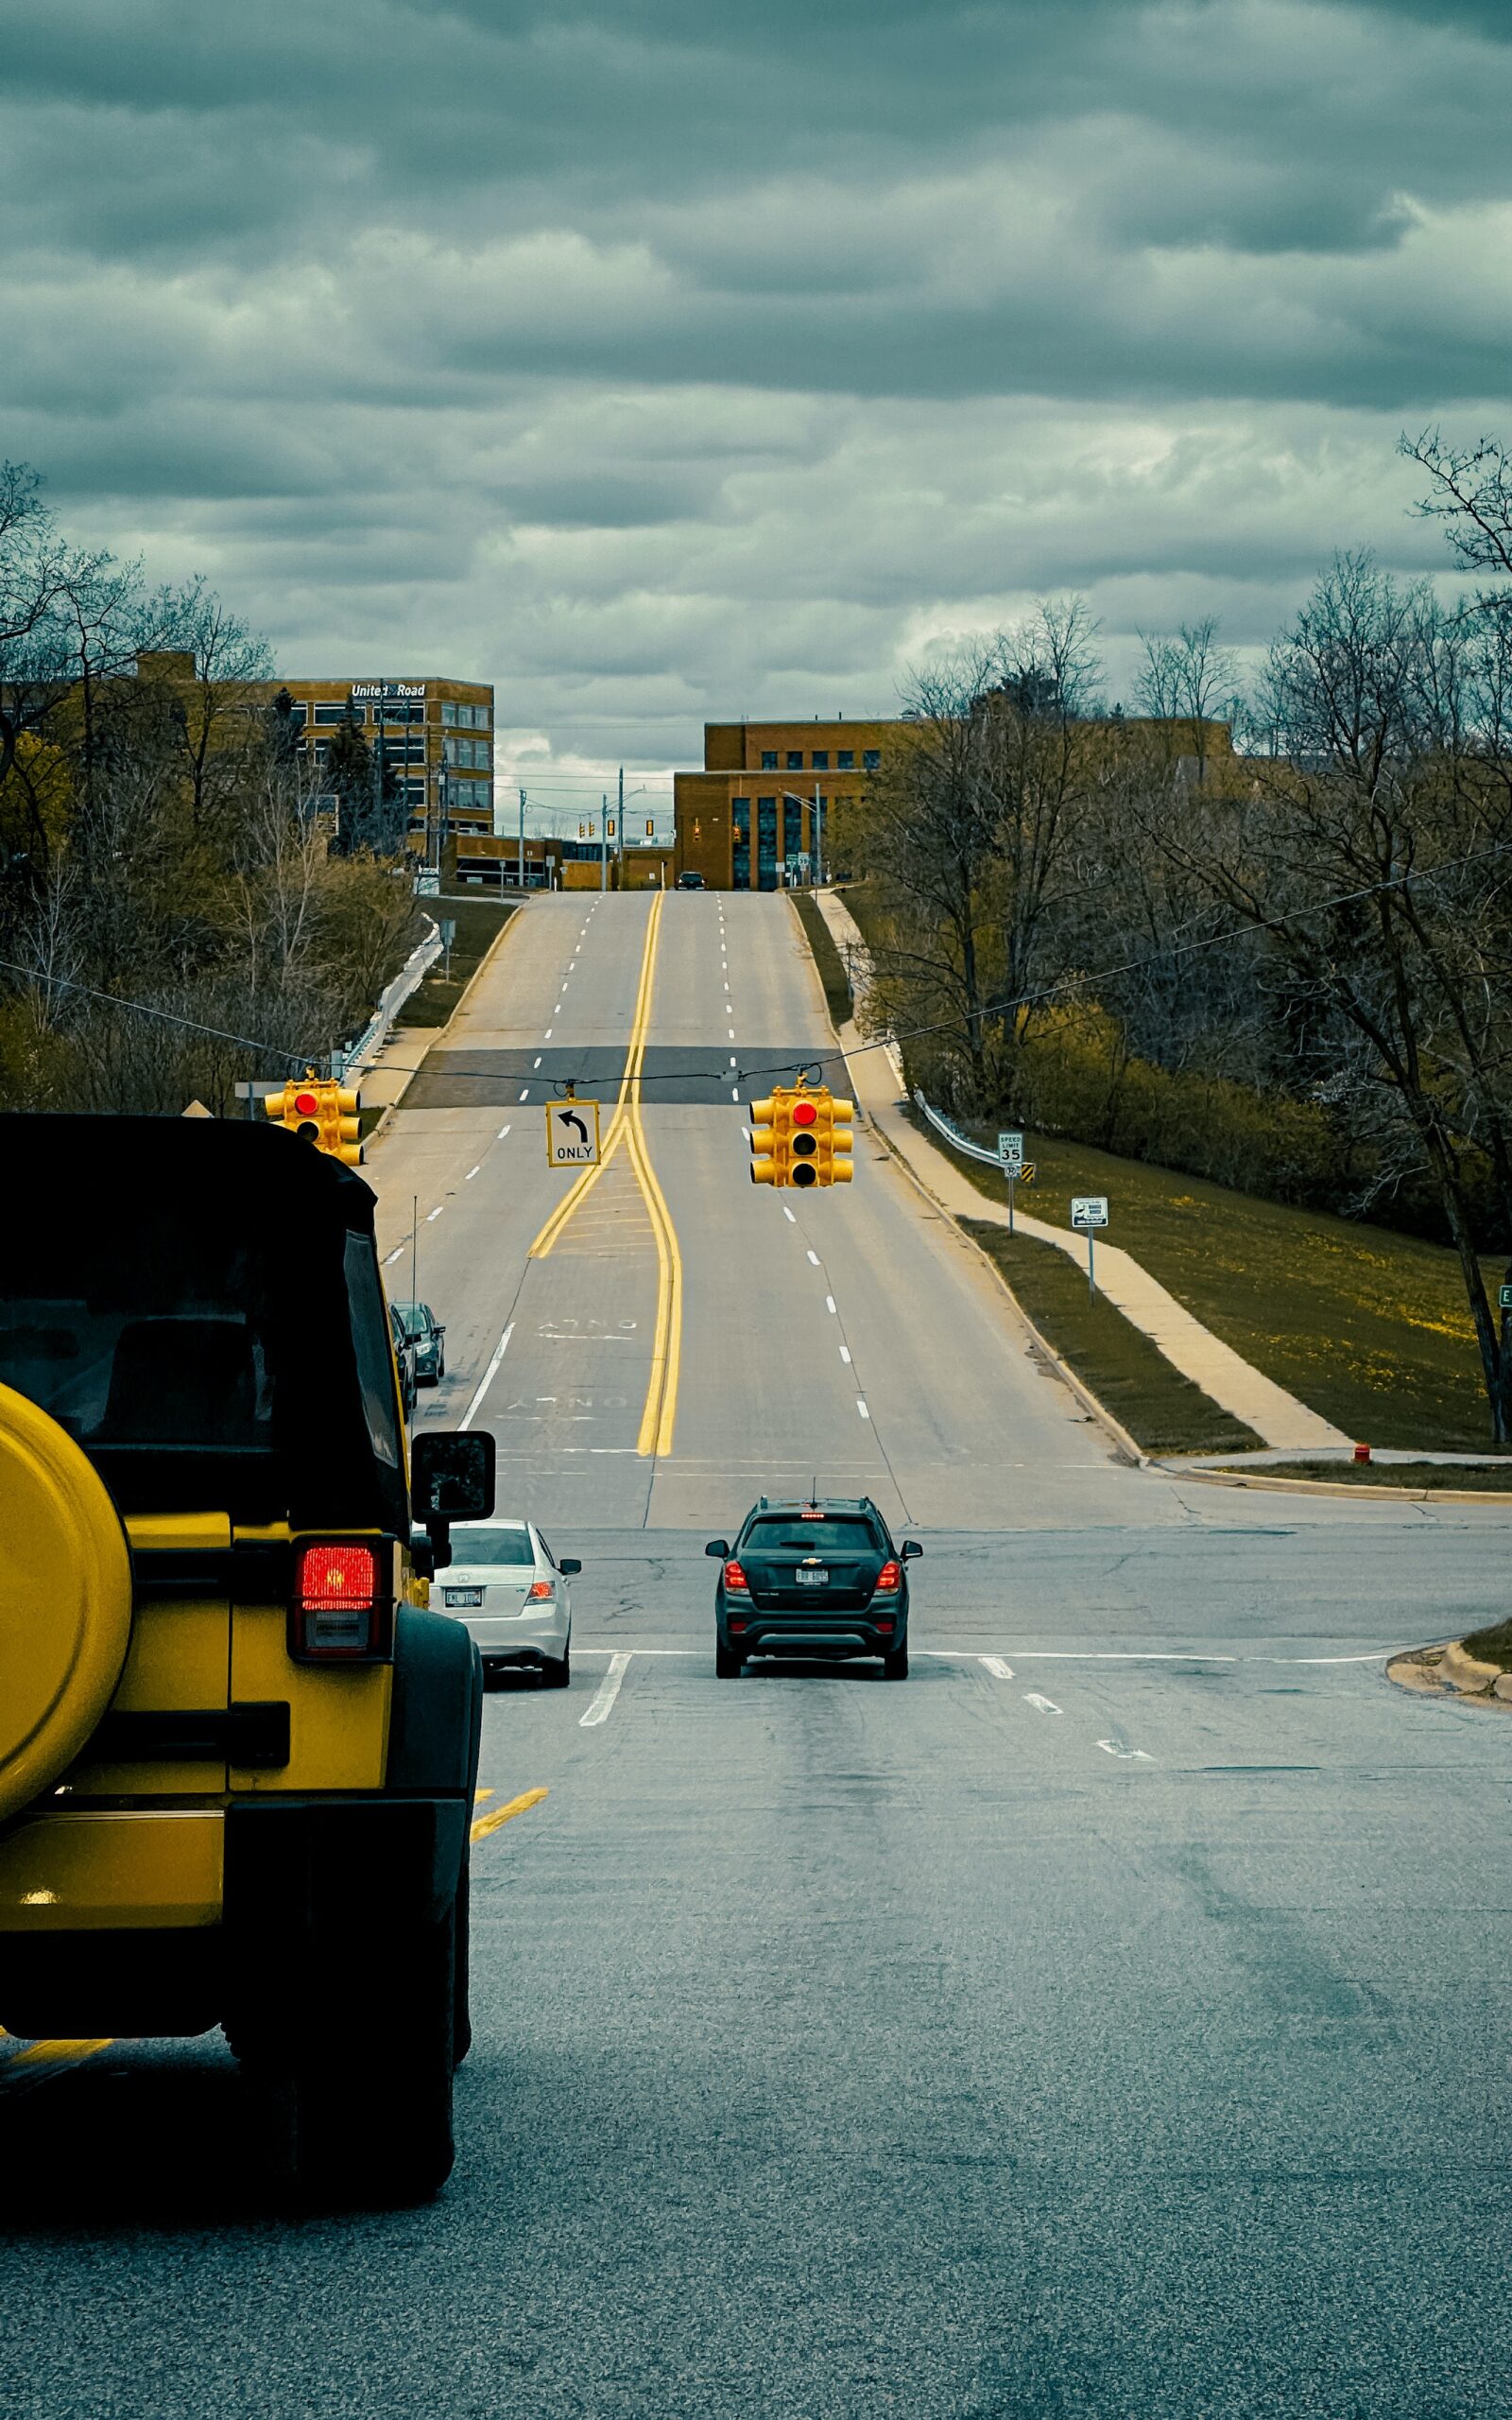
[[265, 1072, 362, 1164], [747, 1083, 853, 1188], [812, 1093, 854, 1185]]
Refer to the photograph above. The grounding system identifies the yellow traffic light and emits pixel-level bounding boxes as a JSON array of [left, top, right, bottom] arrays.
[[748, 1083, 855, 1188], [322, 1084, 362, 1167], [814, 1094, 854, 1185], [264, 1072, 361, 1163], [749, 1096, 779, 1185]]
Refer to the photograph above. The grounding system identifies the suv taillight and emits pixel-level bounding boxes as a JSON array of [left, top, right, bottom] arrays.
[[723, 1560, 749, 1592], [291, 1540, 391, 1659], [873, 1560, 902, 1594]]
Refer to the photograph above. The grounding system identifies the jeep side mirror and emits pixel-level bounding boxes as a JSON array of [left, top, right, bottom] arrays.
[[902, 1539, 923, 1559], [409, 1529, 438, 1579], [411, 1430, 494, 1567], [705, 1539, 730, 1559], [412, 1430, 495, 1522]]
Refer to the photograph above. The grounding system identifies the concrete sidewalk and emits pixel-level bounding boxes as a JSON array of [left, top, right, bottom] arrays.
[[813, 888, 1349, 1455]]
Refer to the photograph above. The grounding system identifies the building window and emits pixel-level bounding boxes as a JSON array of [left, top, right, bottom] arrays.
[[441, 701, 458, 727], [279, 700, 308, 727], [760, 751, 778, 770], [757, 798, 778, 890], [313, 701, 360, 726], [786, 752, 802, 770], [863, 749, 881, 771], [837, 750, 853, 769], [812, 752, 829, 770]]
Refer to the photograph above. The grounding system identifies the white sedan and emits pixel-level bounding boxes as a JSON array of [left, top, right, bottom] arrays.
[[433, 1519, 580, 1688]]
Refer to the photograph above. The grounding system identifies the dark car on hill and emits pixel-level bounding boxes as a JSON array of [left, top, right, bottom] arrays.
[[706, 1496, 922, 1681], [393, 1300, 446, 1387]]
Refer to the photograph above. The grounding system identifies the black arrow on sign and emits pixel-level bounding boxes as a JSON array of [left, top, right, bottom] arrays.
[[558, 1110, 589, 1144]]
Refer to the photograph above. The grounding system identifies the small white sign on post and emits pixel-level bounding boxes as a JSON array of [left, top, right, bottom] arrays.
[[545, 1099, 603, 1168], [1071, 1196, 1108, 1296]]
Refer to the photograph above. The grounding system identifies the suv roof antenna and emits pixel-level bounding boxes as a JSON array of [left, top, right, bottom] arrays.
[[810, 1472, 818, 1507]]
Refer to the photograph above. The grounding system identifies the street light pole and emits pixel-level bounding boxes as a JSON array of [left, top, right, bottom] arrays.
[[518, 786, 526, 895]]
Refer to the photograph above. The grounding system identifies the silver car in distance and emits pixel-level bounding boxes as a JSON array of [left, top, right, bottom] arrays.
[[434, 1519, 580, 1688]]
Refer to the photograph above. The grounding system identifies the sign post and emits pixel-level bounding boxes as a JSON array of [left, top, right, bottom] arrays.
[[1070, 1195, 1109, 1295], [998, 1131, 1024, 1234]]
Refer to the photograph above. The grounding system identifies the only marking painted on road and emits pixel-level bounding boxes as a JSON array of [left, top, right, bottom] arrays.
[[1023, 1692, 1062, 1714], [980, 1656, 1016, 1680]]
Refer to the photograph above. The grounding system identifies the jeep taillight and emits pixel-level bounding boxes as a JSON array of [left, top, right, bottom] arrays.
[[291, 1540, 391, 1660]]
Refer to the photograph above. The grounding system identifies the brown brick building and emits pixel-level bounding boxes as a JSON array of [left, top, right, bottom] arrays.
[[674, 718, 895, 890], [271, 674, 494, 853]]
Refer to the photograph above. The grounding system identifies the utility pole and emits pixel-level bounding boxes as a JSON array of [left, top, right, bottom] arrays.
[[372, 696, 385, 848], [617, 765, 624, 877], [600, 794, 609, 891], [518, 786, 526, 895], [814, 778, 822, 886]]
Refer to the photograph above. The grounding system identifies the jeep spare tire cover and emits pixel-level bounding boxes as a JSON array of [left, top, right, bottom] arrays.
[[0, 1382, 133, 1823]]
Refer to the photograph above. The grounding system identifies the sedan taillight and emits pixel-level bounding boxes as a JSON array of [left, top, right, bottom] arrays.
[[291, 1539, 392, 1660], [526, 1579, 555, 1600], [723, 1560, 749, 1592], [873, 1560, 902, 1594]]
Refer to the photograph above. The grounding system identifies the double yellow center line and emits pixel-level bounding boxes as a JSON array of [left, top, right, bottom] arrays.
[[526, 891, 682, 1459]]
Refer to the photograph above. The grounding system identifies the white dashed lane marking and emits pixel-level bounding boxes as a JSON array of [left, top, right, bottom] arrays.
[[580, 1652, 631, 1729], [426, 1206, 443, 1221]]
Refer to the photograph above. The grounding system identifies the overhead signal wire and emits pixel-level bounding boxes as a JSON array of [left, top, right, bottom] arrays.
[[6, 836, 1509, 1098]]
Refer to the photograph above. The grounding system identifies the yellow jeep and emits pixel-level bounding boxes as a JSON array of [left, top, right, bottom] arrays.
[[0, 1112, 493, 2202]]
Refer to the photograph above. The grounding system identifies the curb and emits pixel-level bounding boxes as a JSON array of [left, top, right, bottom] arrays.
[[1169, 1466, 1512, 1505], [364, 902, 525, 1157]]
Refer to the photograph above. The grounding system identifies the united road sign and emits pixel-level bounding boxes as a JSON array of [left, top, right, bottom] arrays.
[[545, 1099, 602, 1168], [1071, 1196, 1108, 1229]]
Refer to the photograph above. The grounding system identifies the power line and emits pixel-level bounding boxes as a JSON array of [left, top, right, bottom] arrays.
[[8, 838, 1506, 1096]]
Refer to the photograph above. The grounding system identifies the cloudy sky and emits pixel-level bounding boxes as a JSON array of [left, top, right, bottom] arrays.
[[5, 0, 1511, 809]]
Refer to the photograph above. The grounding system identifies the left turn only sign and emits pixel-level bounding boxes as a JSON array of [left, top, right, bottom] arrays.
[[545, 1099, 603, 1168]]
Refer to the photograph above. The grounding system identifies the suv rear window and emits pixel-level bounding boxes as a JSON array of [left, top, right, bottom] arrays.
[[743, 1515, 883, 1554]]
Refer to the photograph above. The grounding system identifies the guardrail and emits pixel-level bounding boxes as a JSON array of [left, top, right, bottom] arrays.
[[911, 1087, 1005, 1168], [333, 912, 441, 1083]]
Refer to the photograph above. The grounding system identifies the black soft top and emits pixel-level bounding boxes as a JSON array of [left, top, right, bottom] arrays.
[[0, 1112, 378, 1231], [0, 1113, 403, 1529]]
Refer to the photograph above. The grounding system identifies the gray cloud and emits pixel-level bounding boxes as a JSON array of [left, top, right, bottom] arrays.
[[1, 0, 1508, 775]]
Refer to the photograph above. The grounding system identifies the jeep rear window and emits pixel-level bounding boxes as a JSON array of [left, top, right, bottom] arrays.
[[0, 1247, 275, 1455], [742, 1515, 882, 1554]]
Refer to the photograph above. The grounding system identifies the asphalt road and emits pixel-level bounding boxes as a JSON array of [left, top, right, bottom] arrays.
[[4, 892, 1512, 2418]]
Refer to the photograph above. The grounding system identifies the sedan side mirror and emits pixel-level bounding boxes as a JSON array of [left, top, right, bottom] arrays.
[[901, 1539, 923, 1559], [558, 1556, 582, 1576], [433, 1323, 446, 1339], [705, 1539, 730, 1559]]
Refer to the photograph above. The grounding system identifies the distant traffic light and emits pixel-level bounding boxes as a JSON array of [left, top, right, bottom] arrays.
[[747, 1083, 853, 1188], [265, 1070, 362, 1164]]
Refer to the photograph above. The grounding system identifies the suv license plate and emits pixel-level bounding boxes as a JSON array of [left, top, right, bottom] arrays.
[[444, 1587, 483, 1608], [796, 1568, 829, 1586]]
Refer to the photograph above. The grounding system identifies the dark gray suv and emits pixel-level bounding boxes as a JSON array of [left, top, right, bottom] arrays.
[[707, 1496, 921, 1681]]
